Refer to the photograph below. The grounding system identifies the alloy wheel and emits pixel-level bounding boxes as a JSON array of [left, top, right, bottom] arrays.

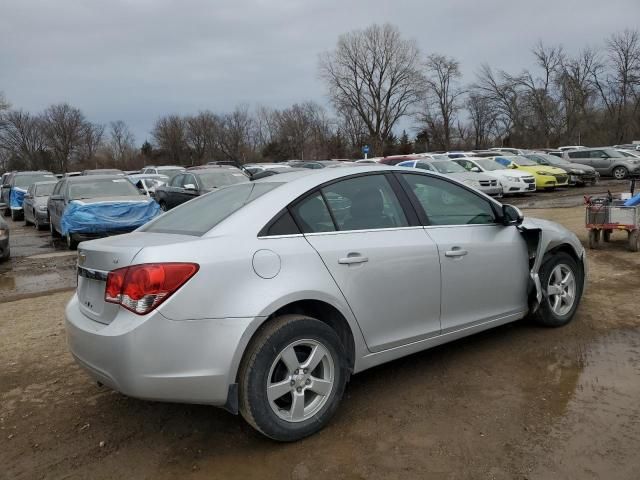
[[266, 339, 335, 423], [546, 264, 576, 316]]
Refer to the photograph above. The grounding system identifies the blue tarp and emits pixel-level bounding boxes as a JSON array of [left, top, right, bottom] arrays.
[[9, 187, 27, 209], [624, 193, 640, 207], [60, 199, 161, 235]]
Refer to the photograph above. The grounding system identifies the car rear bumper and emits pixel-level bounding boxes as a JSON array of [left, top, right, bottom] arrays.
[[65, 294, 253, 406]]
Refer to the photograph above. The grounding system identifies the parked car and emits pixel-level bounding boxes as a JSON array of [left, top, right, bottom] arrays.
[[525, 152, 599, 186], [452, 157, 536, 194], [0, 172, 14, 211], [489, 147, 530, 155], [48, 175, 160, 249], [66, 165, 586, 441], [493, 156, 569, 190], [287, 160, 351, 169], [23, 181, 57, 229], [154, 166, 249, 211], [397, 158, 503, 197], [617, 149, 640, 159], [126, 174, 169, 198], [558, 145, 587, 151], [140, 165, 186, 179], [0, 215, 9, 261], [614, 144, 640, 151], [82, 169, 126, 176], [1, 171, 56, 220], [564, 147, 640, 179], [243, 163, 292, 175]]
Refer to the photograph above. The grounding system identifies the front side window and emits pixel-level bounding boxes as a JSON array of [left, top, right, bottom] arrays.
[[321, 174, 408, 231], [401, 173, 497, 226], [170, 174, 184, 187], [181, 174, 197, 188]]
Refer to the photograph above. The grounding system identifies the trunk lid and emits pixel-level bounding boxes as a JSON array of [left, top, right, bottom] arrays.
[[76, 232, 197, 324]]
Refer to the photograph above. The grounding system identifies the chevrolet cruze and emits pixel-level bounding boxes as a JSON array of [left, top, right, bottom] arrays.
[[66, 166, 586, 441]]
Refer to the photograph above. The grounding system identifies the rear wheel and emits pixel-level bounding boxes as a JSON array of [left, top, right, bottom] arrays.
[[588, 229, 600, 249], [11, 209, 22, 221], [612, 166, 628, 180], [629, 230, 640, 252], [239, 314, 348, 442], [530, 252, 583, 327], [49, 220, 60, 238]]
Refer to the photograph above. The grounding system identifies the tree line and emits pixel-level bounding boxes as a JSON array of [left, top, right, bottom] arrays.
[[1, 24, 639, 172]]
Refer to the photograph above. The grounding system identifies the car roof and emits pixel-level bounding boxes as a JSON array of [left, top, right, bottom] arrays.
[[65, 174, 129, 183], [14, 170, 53, 175], [32, 180, 58, 185]]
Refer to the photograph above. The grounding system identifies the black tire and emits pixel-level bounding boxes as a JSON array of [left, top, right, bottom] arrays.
[[11, 209, 22, 221], [24, 214, 32, 226], [629, 231, 640, 252], [588, 229, 600, 249], [530, 252, 583, 327], [66, 233, 78, 250], [612, 166, 628, 180], [2, 207, 9, 217], [159, 201, 168, 212], [239, 314, 348, 442], [603, 230, 612, 243]]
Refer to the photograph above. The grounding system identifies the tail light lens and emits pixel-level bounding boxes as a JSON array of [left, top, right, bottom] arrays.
[[105, 263, 199, 315]]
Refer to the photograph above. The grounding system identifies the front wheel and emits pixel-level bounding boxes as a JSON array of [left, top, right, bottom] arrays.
[[49, 220, 60, 237], [629, 231, 640, 252], [11, 209, 22, 221], [159, 201, 168, 212], [239, 315, 348, 441], [588, 229, 600, 249], [612, 166, 628, 180], [530, 252, 583, 327], [66, 233, 78, 250]]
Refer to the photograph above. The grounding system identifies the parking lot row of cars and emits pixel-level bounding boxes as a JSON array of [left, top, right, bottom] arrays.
[[1, 144, 637, 257]]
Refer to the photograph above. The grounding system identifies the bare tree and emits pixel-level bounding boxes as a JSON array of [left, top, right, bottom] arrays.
[[319, 23, 425, 155], [421, 54, 465, 149], [185, 111, 219, 163], [151, 115, 187, 164], [42, 103, 87, 172], [107, 120, 135, 167], [0, 110, 47, 169], [466, 92, 498, 148], [217, 105, 254, 162]]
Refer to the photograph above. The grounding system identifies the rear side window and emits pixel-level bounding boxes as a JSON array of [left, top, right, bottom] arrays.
[[261, 210, 300, 236], [321, 175, 408, 231], [142, 182, 281, 236], [568, 151, 584, 159], [291, 193, 336, 233]]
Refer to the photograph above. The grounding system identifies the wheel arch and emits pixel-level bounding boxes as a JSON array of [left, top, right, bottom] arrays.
[[230, 296, 361, 391]]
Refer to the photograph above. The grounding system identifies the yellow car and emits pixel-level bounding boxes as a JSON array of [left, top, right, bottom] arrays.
[[493, 155, 569, 190]]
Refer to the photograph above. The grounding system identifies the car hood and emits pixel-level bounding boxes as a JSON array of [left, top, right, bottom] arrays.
[[490, 169, 533, 179], [517, 165, 566, 175], [447, 172, 493, 182], [69, 195, 149, 205]]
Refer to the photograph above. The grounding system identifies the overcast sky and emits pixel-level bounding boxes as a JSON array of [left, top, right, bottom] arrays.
[[1, 0, 638, 142]]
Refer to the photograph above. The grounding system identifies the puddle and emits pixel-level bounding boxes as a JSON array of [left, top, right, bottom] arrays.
[[530, 329, 640, 478]]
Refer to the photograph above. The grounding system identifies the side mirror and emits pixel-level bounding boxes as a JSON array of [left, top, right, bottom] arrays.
[[509, 164, 518, 169], [1, 184, 9, 189], [502, 204, 524, 226], [183, 184, 197, 191], [50, 194, 64, 201], [470, 166, 481, 173]]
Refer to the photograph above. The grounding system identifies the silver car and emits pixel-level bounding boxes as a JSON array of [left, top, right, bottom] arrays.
[[66, 166, 586, 441], [565, 147, 640, 179]]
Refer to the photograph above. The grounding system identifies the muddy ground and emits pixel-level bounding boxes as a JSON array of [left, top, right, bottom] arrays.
[[1, 184, 640, 479]]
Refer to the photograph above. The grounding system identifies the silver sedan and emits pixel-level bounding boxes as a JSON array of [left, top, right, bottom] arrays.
[[65, 166, 586, 441]]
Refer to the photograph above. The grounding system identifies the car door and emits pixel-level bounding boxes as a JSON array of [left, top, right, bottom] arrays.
[[180, 173, 201, 204], [291, 173, 442, 352], [164, 174, 184, 209], [587, 150, 612, 172], [48, 180, 65, 230], [398, 172, 528, 332], [23, 185, 35, 222]]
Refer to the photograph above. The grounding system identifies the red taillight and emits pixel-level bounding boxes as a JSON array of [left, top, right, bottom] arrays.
[[105, 263, 199, 315]]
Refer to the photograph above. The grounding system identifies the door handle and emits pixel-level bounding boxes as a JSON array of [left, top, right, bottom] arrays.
[[444, 248, 468, 258], [338, 254, 369, 265]]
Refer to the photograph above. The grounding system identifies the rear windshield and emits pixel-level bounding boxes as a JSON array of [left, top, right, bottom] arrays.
[[35, 183, 56, 196], [69, 178, 141, 199], [430, 161, 467, 174], [157, 168, 184, 178], [198, 170, 248, 189], [14, 173, 56, 188], [142, 182, 281, 236]]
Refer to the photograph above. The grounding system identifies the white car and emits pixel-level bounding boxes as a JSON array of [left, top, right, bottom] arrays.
[[558, 146, 587, 152], [453, 157, 536, 194]]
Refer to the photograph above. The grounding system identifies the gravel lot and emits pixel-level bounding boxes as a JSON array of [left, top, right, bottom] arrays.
[[1, 184, 640, 479]]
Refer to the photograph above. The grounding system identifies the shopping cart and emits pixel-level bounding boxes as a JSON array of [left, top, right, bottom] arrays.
[[585, 199, 640, 251]]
